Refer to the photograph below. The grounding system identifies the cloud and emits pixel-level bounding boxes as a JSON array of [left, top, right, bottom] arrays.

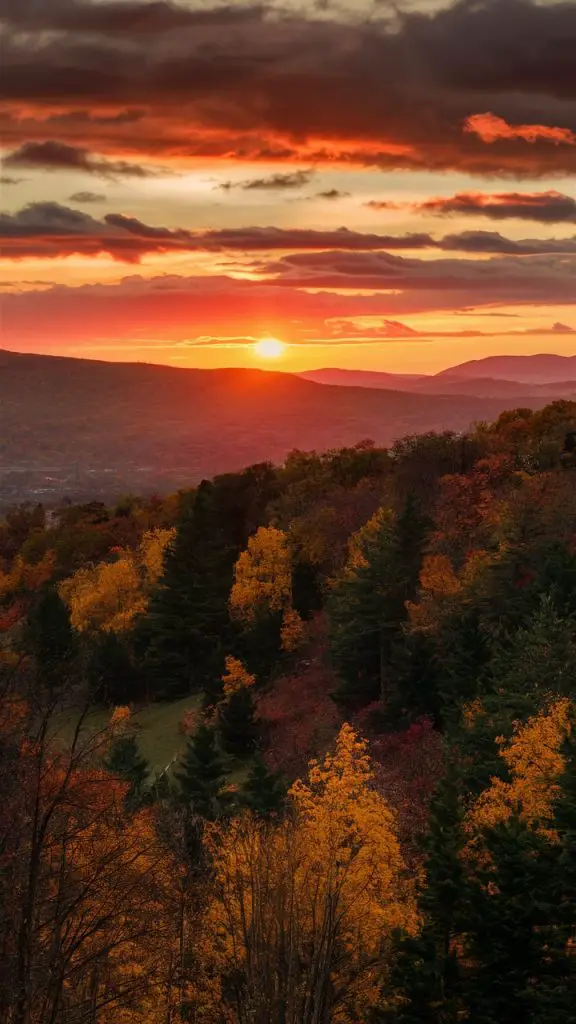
[[437, 230, 576, 255], [4, 141, 169, 180], [217, 170, 315, 191], [551, 321, 575, 333], [0, 205, 437, 261], [2, 0, 576, 178], [413, 190, 576, 223], [315, 189, 351, 200], [259, 249, 576, 308], [464, 112, 576, 146], [4, 204, 576, 262], [69, 191, 107, 204]]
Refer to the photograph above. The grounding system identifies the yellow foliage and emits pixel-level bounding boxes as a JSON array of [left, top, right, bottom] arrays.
[[468, 698, 573, 834], [230, 526, 292, 624], [0, 550, 56, 598], [59, 528, 174, 633], [280, 606, 305, 652], [195, 724, 416, 1023], [221, 655, 256, 698], [345, 506, 394, 572], [109, 705, 132, 735], [419, 554, 461, 596]]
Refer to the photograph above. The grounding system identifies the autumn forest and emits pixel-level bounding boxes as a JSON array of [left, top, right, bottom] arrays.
[[1, 400, 576, 1023]]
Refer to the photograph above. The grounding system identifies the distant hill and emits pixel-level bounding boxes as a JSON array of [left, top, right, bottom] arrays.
[[300, 364, 576, 398], [300, 368, 425, 389], [0, 349, 565, 504], [437, 353, 576, 384]]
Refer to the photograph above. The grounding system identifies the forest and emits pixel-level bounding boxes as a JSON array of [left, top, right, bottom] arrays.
[[1, 398, 576, 1023]]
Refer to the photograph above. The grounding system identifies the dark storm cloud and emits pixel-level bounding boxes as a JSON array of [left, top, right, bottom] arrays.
[[4, 141, 170, 179], [1, 0, 576, 177]]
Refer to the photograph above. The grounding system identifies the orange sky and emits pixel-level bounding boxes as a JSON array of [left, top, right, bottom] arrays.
[[1, 0, 575, 375]]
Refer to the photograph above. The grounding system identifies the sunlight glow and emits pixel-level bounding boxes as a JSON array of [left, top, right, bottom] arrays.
[[254, 337, 286, 359]]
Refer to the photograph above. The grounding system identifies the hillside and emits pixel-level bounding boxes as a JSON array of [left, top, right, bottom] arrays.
[[0, 348, 559, 504], [300, 359, 576, 396], [437, 353, 576, 383]]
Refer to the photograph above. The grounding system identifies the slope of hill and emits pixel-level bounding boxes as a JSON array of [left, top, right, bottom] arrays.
[[0, 349, 562, 504], [437, 353, 576, 384], [299, 365, 576, 398]]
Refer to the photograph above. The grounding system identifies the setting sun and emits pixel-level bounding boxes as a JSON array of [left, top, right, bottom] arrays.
[[254, 337, 286, 359]]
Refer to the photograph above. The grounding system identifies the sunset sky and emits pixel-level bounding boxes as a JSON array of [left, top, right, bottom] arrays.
[[1, 0, 575, 374]]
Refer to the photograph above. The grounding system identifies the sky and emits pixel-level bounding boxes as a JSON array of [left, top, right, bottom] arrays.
[[1, 0, 576, 375]]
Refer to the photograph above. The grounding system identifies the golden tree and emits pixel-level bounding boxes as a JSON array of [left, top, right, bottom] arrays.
[[193, 724, 416, 1023], [229, 526, 293, 625], [59, 528, 174, 633]]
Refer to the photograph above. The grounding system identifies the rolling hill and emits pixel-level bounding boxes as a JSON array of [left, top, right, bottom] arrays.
[[301, 354, 576, 397], [0, 349, 567, 504]]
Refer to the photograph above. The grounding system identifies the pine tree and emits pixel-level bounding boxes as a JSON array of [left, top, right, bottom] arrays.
[[23, 585, 77, 692], [174, 723, 230, 819], [464, 814, 561, 1024], [386, 764, 465, 1023], [140, 482, 236, 699], [104, 734, 149, 808], [219, 687, 259, 759], [87, 630, 141, 705], [330, 497, 429, 708], [241, 756, 286, 818]]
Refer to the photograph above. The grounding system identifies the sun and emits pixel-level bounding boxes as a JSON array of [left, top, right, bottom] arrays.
[[254, 337, 286, 359]]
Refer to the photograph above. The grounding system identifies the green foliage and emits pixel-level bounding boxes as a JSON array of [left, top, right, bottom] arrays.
[[329, 495, 429, 707], [86, 630, 142, 705], [104, 735, 150, 809], [241, 756, 286, 818], [174, 723, 231, 819], [23, 585, 77, 689], [139, 481, 236, 699], [219, 686, 259, 759], [386, 764, 465, 1022]]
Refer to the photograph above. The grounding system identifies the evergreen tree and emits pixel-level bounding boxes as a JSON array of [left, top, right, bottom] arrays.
[[87, 630, 142, 705], [140, 482, 236, 699], [219, 687, 259, 759], [174, 723, 230, 819], [386, 764, 465, 1023], [23, 585, 77, 692], [330, 496, 429, 708], [464, 815, 562, 1024], [104, 734, 149, 809], [241, 756, 286, 818]]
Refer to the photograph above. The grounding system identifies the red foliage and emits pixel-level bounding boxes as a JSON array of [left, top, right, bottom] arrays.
[[257, 616, 341, 779], [365, 715, 444, 850]]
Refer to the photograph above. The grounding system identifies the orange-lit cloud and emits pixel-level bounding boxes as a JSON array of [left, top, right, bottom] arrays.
[[2, 0, 576, 177], [376, 191, 576, 224], [464, 112, 576, 146]]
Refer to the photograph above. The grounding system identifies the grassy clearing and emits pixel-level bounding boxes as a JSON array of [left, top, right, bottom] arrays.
[[52, 695, 202, 774]]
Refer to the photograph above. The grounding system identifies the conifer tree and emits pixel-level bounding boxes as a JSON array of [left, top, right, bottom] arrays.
[[219, 686, 258, 758], [24, 585, 77, 691], [104, 734, 149, 808], [140, 482, 235, 699], [386, 764, 465, 1023], [464, 814, 561, 1024], [87, 630, 141, 705], [330, 496, 429, 707], [241, 756, 286, 818], [174, 723, 230, 819]]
